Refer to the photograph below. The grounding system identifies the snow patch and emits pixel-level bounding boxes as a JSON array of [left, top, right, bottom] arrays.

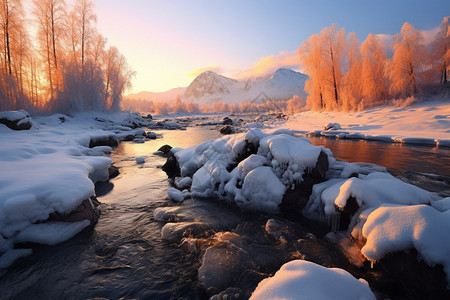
[[250, 260, 375, 300]]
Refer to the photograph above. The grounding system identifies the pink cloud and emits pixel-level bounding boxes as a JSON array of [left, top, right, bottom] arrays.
[[234, 50, 301, 79]]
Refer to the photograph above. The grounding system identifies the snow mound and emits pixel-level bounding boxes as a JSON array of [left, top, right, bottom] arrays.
[[361, 204, 450, 283], [307, 172, 436, 221], [172, 129, 333, 212], [250, 260, 375, 300]]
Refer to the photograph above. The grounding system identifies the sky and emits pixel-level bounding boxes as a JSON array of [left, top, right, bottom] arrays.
[[91, 0, 450, 94]]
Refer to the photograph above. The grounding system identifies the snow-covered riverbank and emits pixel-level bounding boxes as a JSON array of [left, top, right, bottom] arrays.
[[0, 111, 157, 270], [278, 99, 450, 147]]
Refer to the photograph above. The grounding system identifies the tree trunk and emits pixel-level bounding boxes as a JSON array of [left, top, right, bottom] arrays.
[[330, 46, 339, 103]]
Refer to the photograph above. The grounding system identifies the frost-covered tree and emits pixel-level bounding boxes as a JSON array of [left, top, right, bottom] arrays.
[[104, 46, 134, 111], [341, 32, 362, 111], [360, 34, 388, 106], [0, 0, 31, 110], [429, 16, 449, 85], [299, 34, 325, 110], [33, 0, 66, 102], [299, 25, 346, 111], [388, 22, 427, 97], [320, 24, 346, 109]]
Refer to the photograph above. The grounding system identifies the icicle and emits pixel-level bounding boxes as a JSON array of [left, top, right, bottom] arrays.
[[331, 213, 341, 232]]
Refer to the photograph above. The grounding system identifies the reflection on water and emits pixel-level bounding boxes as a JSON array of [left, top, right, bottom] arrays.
[[113, 126, 223, 158], [308, 137, 450, 176]]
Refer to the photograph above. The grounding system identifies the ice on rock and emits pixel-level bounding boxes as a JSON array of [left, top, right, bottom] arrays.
[[250, 260, 375, 300], [161, 222, 206, 243], [175, 177, 193, 189], [168, 187, 185, 202], [361, 204, 450, 282]]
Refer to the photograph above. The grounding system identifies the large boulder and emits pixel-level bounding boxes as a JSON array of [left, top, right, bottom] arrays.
[[219, 125, 234, 135], [0, 110, 32, 130]]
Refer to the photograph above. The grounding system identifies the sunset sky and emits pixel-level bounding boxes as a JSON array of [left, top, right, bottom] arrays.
[[92, 0, 449, 94]]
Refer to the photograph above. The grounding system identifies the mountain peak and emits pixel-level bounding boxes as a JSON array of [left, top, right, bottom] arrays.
[[184, 70, 238, 98], [270, 68, 308, 86]]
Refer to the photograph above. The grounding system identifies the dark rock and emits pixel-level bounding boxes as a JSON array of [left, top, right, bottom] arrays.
[[0, 111, 32, 130], [281, 151, 329, 211], [108, 165, 120, 179], [199, 242, 256, 292], [95, 181, 114, 197], [144, 114, 153, 119], [235, 141, 258, 163], [366, 249, 450, 300], [338, 196, 359, 231], [223, 117, 233, 125], [89, 135, 119, 148], [157, 144, 173, 156], [122, 134, 135, 141], [48, 196, 101, 229], [292, 234, 349, 268], [146, 131, 157, 139], [219, 125, 234, 135], [162, 152, 180, 178]]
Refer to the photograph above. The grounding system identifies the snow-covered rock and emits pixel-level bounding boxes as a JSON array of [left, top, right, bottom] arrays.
[[164, 129, 333, 212], [324, 122, 342, 131], [305, 172, 437, 229], [167, 187, 185, 202], [361, 204, 450, 282], [0, 110, 33, 130], [250, 260, 375, 300]]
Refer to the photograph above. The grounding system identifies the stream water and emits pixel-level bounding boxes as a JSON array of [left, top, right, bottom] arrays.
[[1, 125, 449, 299]]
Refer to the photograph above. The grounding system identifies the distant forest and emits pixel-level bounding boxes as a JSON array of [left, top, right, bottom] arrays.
[[0, 0, 134, 112], [300, 19, 449, 111], [125, 18, 449, 115]]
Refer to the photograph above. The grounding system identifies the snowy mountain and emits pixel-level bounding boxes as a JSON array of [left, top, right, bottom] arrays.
[[183, 68, 308, 105], [126, 68, 308, 106], [184, 71, 240, 99]]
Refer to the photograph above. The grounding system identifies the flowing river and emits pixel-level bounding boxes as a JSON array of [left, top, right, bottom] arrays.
[[1, 125, 449, 299]]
